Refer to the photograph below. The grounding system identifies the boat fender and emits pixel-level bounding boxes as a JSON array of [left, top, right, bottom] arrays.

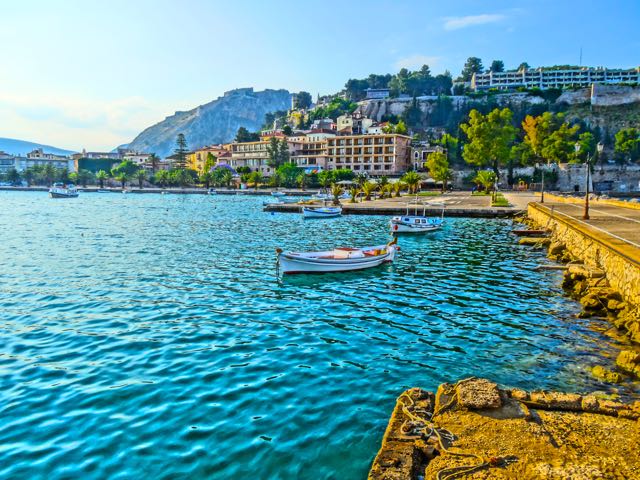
[[275, 248, 283, 255], [393, 224, 398, 231]]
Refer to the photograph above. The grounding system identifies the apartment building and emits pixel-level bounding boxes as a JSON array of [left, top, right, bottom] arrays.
[[186, 145, 230, 173], [411, 144, 446, 171], [326, 134, 411, 176], [292, 132, 335, 173], [0, 149, 75, 173], [472, 66, 640, 91]]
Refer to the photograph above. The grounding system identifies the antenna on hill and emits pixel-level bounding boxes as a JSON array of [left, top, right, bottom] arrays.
[[579, 46, 583, 66]]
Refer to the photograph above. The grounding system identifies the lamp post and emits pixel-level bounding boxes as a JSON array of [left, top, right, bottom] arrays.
[[575, 141, 604, 220], [536, 163, 545, 203]]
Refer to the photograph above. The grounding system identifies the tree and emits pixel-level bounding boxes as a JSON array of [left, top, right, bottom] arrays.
[[219, 169, 233, 188], [522, 112, 561, 161], [154, 170, 170, 187], [276, 162, 302, 188], [473, 170, 497, 192], [235, 127, 259, 143], [540, 122, 580, 164], [115, 173, 128, 189], [361, 181, 377, 201], [439, 133, 459, 165], [282, 125, 293, 136], [76, 169, 94, 187], [267, 138, 290, 168], [614, 128, 640, 163], [489, 60, 505, 73], [392, 181, 406, 198], [6, 168, 20, 185], [518, 62, 530, 71], [174, 133, 188, 168], [426, 151, 453, 192], [317, 170, 334, 191], [96, 170, 108, 188], [204, 152, 217, 172], [111, 160, 139, 177], [574, 132, 596, 164], [460, 108, 517, 178], [330, 184, 344, 206], [460, 57, 484, 81], [148, 153, 159, 173], [401, 171, 422, 194], [297, 173, 307, 190], [295, 91, 312, 109], [395, 120, 408, 135], [134, 169, 147, 189], [199, 171, 212, 189], [402, 97, 422, 129], [249, 170, 263, 190], [355, 172, 367, 187], [348, 186, 360, 203]]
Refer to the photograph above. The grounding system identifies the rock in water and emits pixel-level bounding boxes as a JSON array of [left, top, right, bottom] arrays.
[[127, 88, 292, 158]]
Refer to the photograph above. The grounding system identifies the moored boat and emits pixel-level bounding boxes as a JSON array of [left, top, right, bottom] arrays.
[[271, 191, 286, 197], [390, 201, 444, 234], [208, 188, 217, 195], [277, 238, 397, 274], [302, 206, 342, 218], [49, 183, 79, 198]]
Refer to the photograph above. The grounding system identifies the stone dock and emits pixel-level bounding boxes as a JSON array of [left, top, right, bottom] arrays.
[[369, 378, 640, 480], [525, 194, 640, 380], [264, 192, 522, 218]]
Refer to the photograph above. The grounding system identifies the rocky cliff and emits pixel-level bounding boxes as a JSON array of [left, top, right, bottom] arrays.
[[127, 88, 291, 158]]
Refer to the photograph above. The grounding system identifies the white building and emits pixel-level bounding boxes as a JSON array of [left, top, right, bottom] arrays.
[[0, 149, 75, 173], [472, 66, 640, 91]]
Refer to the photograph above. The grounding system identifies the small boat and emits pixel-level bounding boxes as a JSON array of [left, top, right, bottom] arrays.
[[390, 201, 444, 234], [49, 183, 79, 198], [122, 190, 129, 194], [302, 206, 342, 218], [277, 238, 397, 274], [208, 188, 217, 195], [271, 191, 286, 197], [311, 191, 349, 201]]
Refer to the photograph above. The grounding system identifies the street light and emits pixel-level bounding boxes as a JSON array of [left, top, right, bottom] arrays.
[[536, 162, 545, 203], [575, 141, 605, 220]]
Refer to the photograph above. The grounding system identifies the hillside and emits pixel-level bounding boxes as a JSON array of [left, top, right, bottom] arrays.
[[127, 88, 291, 158], [0, 138, 75, 156]]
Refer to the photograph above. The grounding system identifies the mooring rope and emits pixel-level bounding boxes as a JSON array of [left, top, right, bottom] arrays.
[[397, 378, 517, 479]]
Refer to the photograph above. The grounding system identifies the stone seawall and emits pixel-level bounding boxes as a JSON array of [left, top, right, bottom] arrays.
[[527, 203, 640, 305]]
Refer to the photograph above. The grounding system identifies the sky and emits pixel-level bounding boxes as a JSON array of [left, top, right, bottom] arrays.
[[1, 0, 639, 151]]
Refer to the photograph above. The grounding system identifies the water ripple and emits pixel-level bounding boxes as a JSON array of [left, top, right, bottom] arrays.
[[0, 191, 638, 479]]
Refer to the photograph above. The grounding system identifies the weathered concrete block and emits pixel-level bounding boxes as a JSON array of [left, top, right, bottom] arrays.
[[456, 378, 502, 410]]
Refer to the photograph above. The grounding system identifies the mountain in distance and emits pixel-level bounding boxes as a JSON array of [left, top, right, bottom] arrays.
[[127, 88, 292, 158], [0, 137, 75, 157]]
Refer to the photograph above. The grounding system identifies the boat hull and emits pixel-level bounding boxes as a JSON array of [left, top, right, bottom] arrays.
[[279, 245, 396, 274], [49, 191, 79, 198], [302, 207, 342, 218], [390, 216, 443, 234], [390, 222, 442, 233]]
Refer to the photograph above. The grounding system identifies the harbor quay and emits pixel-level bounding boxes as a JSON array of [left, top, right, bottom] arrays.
[[368, 193, 640, 479]]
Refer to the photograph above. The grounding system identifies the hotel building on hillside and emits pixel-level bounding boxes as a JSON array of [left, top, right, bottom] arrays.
[[326, 134, 411, 175], [471, 66, 640, 91]]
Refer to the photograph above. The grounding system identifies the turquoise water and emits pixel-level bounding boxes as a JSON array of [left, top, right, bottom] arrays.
[[0, 191, 635, 479]]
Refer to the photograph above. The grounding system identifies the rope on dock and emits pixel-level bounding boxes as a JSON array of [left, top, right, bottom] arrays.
[[398, 378, 517, 479]]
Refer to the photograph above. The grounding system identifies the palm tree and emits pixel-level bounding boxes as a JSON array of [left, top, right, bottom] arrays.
[[148, 153, 159, 173], [115, 173, 128, 189], [220, 169, 233, 188], [199, 171, 212, 189], [401, 171, 422, 194], [361, 181, 377, 201], [96, 170, 108, 189], [378, 176, 389, 189], [297, 173, 307, 191], [473, 170, 497, 192], [348, 186, 360, 203], [380, 183, 393, 199], [355, 172, 367, 187], [318, 170, 333, 191], [134, 169, 146, 189], [249, 171, 263, 190], [330, 183, 344, 206], [392, 181, 405, 198]]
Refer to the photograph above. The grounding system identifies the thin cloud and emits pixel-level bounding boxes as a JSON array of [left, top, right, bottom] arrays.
[[395, 55, 441, 70], [443, 14, 506, 31]]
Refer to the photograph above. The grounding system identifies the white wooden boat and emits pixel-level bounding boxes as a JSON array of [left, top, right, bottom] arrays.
[[312, 191, 349, 201], [302, 206, 342, 218], [390, 200, 444, 234], [49, 183, 79, 198], [277, 239, 397, 274]]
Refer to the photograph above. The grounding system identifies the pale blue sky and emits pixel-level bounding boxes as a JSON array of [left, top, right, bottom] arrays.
[[1, 0, 638, 151]]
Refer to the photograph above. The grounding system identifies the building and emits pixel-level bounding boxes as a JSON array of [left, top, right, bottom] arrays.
[[291, 132, 335, 173], [186, 145, 230, 173], [0, 149, 75, 173], [336, 112, 374, 135], [411, 144, 446, 171], [365, 88, 390, 100], [471, 66, 640, 91], [326, 134, 411, 176], [123, 152, 152, 168]]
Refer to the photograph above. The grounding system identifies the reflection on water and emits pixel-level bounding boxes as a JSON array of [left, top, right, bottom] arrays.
[[0, 191, 636, 479]]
